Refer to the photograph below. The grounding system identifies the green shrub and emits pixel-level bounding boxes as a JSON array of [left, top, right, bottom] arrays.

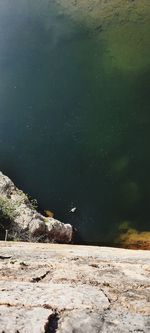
[[0, 196, 17, 222], [0, 196, 18, 238]]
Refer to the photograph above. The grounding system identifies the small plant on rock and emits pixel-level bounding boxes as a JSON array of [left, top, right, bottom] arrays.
[[0, 196, 17, 240]]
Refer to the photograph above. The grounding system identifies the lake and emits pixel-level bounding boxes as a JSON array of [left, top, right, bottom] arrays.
[[0, 0, 150, 245]]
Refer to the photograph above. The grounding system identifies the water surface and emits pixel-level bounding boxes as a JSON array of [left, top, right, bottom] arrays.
[[0, 0, 150, 245]]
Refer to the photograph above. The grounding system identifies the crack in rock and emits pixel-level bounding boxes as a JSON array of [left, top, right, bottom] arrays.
[[100, 288, 112, 305], [44, 312, 60, 333], [31, 270, 50, 283], [0, 256, 12, 260]]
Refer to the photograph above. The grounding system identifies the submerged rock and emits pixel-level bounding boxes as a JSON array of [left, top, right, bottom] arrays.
[[0, 171, 73, 243]]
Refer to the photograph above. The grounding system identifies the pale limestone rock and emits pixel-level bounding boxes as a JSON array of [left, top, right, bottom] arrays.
[[0, 242, 149, 333], [0, 306, 52, 333], [29, 218, 46, 237], [0, 171, 15, 195], [46, 218, 73, 243], [0, 171, 73, 243]]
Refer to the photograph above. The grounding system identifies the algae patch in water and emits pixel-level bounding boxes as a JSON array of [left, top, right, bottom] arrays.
[[116, 221, 150, 249], [56, 0, 150, 74], [102, 21, 150, 74]]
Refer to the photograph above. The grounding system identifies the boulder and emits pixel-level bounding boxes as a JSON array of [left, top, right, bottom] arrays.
[[46, 218, 73, 243], [0, 171, 73, 243]]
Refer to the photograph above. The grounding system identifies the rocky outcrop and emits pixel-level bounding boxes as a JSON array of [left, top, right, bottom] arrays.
[[0, 242, 149, 332], [0, 172, 73, 243]]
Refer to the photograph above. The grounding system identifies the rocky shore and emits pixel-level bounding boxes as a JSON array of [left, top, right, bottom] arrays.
[[0, 171, 72, 243], [0, 241, 149, 332]]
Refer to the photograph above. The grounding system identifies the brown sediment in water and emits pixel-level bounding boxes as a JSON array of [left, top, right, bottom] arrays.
[[44, 210, 54, 218], [117, 229, 150, 250]]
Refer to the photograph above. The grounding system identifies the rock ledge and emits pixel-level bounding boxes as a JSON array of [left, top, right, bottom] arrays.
[[0, 242, 149, 332]]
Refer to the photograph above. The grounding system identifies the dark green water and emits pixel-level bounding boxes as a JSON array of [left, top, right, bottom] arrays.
[[0, 1, 150, 244]]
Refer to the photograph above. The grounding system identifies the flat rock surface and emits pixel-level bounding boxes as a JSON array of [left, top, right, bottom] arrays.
[[0, 242, 150, 332]]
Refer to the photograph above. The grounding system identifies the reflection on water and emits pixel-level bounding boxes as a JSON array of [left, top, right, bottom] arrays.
[[0, 0, 150, 246]]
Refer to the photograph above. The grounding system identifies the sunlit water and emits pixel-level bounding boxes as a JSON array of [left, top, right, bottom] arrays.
[[0, 0, 150, 245]]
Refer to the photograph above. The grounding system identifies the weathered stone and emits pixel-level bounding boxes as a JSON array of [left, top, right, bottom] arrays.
[[29, 218, 46, 237], [0, 172, 15, 196], [0, 306, 52, 333], [57, 311, 105, 333], [0, 242, 149, 332], [0, 171, 73, 243], [46, 218, 73, 243]]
